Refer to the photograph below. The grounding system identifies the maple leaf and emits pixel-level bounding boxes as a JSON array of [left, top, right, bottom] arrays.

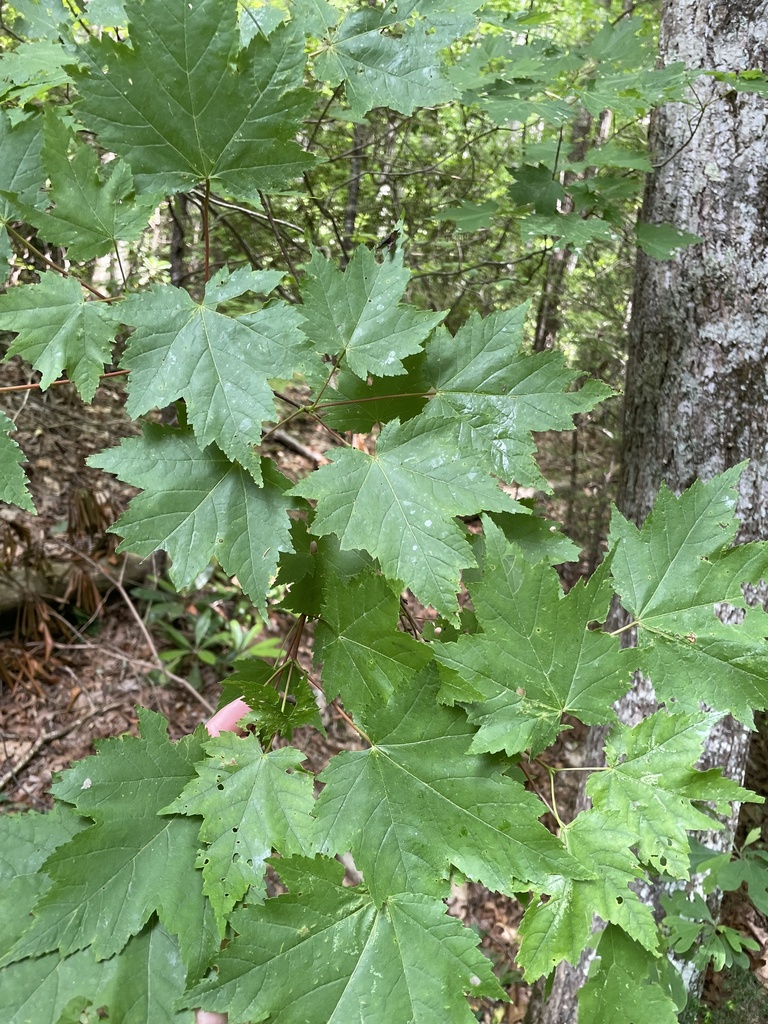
[[0, 274, 116, 402], [0, 412, 35, 513], [163, 732, 316, 931], [1, 711, 217, 977], [0, 805, 84, 960], [517, 810, 657, 979], [300, 244, 445, 380], [291, 0, 339, 37], [485, 509, 580, 564], [219, 656, 324, 742], [89, 425, 297, 609], [4, 0, 67, 41], [183, 856, 504, 1024], [293, 416, 524, 615], [586, 711, 753, 876], [9, 112, 160, 261], [312, 667, 582, 903], [577, 926, 681, 1024], [72, 0, 313, 197], [239, 3, 288, 43], [89, 922, 190, 1024], [119, 267, 311, 482], [314, 8, 458, 117], [276, 524, 374, 617], [0, 111, 44, 271], [314, 569, 433, 711], [84, 0, 127, 26], [317, 354, 429, 433], [0, 947, 108, 1024], [609, 466, 768, 723], [412, 305, 612, 489], [433, 519, 629, 754], [0, 923, 189, 1024]]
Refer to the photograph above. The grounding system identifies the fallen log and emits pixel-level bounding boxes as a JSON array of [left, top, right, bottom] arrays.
[[0, 552, 158, 615]]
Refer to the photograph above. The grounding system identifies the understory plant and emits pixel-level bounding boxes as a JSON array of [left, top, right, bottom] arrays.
[[0, 0, 766, 1021]]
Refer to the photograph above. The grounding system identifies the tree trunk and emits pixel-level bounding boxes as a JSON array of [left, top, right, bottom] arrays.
[[534, 1, 768, 1020]]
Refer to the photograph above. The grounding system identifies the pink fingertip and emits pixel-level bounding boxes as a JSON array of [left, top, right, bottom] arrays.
[[205, 697, 252, 737]]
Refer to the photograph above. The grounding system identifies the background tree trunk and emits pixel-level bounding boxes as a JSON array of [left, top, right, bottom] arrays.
[[531, 1, 768, 1020]]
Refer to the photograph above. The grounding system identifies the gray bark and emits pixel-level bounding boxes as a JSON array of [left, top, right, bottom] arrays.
[[535, 1, 768, 1020]]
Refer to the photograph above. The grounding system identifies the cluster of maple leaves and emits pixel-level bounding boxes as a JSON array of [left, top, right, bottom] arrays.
[[1, 0, 767, 1020]]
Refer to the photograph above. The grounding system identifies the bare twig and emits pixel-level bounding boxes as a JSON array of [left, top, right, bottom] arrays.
[[0, 702, 126, 793], [0, 370, 129, 394], [257, 190, 302, 288], [5, 224, 112, 300], [268, 428, 329, 466], [57, 543, 216, 714]]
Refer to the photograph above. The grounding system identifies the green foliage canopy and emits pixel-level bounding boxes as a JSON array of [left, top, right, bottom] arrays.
[[0, 1, 765, 1022]]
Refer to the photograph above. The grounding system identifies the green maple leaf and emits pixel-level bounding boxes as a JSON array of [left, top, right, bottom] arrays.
[[0, 412, 35, 512], [163, 732, 316, 931], [521, 212, 616, 250], [1, 711, 216, 976], [0, 111, 44, 270], [72, 0, 313, 197], [314, 8, 458, 117], [0, 274, 116, 402], [508, 163, 566, 213], [315, 569, 433, 710], [300, 244, 445, 380], [434, 199, 500, 231], [5, 0, 67, 41], [609, 466, 768, 723], [517, 810, 657, 979], [239, 2, 289, 43], [0, 947, 108, 1024], [413, 305, 612, 488], [578, 926, 681, 1024], [84, 0, 128, 25], [9, 112, 160, 260], [183, 855, 504, 1024], [119, 267, 310, 482], [312, 667, 581, 903], [586, 711, 753, 876], [276, 525, 373, 617], [290, 0, 340, 37], [296, 417, 528, 614], [635, 221, 702, 259], [293, 416, 524, 615], [0, 805, 85, 960], [87, 921, 189, 1024], [0, 41, 76, 106], [317, 354, 429, 433], [485, 509, 580, 565], [219, 655, 324, 741], [433, 519, 629, 754], [89, 425, 297, 609], [0, 923, 188, 1024]]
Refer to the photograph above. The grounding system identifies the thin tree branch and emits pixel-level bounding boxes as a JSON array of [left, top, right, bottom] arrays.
[[57, 542, 216, 714], [5, 225, 112, 301]]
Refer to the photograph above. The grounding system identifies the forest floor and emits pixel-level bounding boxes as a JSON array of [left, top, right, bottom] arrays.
[[1, 361, 766, 1023]]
